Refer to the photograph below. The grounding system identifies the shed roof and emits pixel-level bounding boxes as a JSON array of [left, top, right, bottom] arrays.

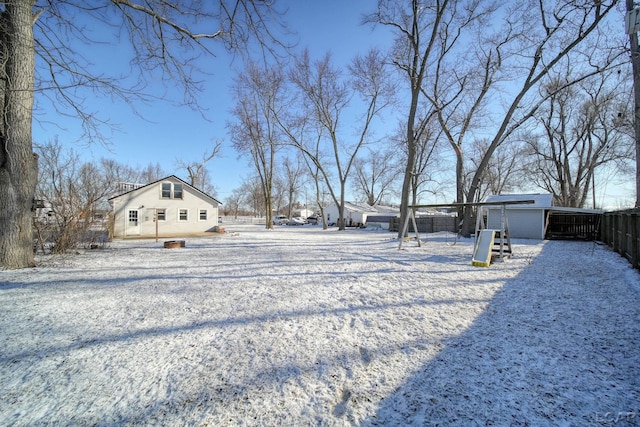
[[548, 206, 604, 214], [485, 193, 553, 208]]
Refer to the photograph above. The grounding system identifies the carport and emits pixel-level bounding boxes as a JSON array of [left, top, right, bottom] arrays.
[[544, 207, 603, 240]]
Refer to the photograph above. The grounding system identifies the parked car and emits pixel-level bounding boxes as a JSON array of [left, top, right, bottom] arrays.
[[287, 217, 305, 226], [273, 215, 289, 225], [273, 215, 288, 225], [306, 215, 318, 225]]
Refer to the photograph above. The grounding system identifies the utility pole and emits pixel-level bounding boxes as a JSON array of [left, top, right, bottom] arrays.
[[626, 0, 640, 207]]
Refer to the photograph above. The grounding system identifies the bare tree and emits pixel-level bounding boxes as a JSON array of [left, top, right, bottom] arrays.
[[396, 113, 450, 206], [282, 48, 395, 230], [136, 162, 167, 184], [421, 0, 498, 221], [176, 142, 222, 195], [281, 155, 307, 218], [34, 140, 116, 253], [271, 175, 288, 216], [2, 0, 287, 269], [523, 74, 633, 208], [99, 158, 140, 190], [229, 62, 285, 229], [241, 176, 266, 217], [369, 0, 624, 237], [466, 137, 528, 202], [0, 2, 38, 268], [352, 144, 401, 206], [225, 188, 244, 219], [364, 0, 474, 238], [461, 1, 623, 233], [299, 126, 332, 229]]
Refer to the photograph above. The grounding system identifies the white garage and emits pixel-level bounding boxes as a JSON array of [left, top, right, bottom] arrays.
[[484, 194, 553, 240]]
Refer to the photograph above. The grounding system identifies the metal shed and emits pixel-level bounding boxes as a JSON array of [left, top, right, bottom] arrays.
[[485, 194, 553, 240]]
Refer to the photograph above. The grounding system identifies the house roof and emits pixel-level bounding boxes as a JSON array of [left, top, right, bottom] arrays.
[[339, 201, 378, 213], [485, 193, 553, 208], [371, 204, 400, 214], [484, 194, 605, 214], [334, 201, 398, 214], [108, 175, 222, 205]]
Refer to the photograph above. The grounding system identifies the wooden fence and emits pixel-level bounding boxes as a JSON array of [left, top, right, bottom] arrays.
[[601, 208, 640, 270], [389, 215, 458, 233]]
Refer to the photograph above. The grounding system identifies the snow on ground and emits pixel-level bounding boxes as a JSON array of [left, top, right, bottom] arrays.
[[1, 223, 639, 426]]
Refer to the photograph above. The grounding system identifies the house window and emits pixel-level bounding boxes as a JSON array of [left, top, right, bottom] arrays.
[[174, 183, 183, 199], [179, 209, 188, 221], [161, 183, 171, 198], [161, 182, 183, 199], [128, 210, 138, 225], [156, 208, 166, 221], [199, 209, 207, 221]]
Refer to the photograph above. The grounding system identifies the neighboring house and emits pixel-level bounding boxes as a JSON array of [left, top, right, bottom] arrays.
[[365, 204, 401, 230], [324, 202, 399, 227], [32, 199, 56, 224], [294, 208, 315, 219], [109, 175, 221, 238]]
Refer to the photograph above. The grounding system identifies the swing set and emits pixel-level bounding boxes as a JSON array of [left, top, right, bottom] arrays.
[[398, 200, 535, 266]]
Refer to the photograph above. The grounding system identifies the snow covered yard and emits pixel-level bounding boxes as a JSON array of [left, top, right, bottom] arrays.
[[1, 223, 639, 426]]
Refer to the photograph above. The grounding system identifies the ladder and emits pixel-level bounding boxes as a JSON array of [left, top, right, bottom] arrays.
[[475, 205, 512, 261], [491, 229, 512, 259]]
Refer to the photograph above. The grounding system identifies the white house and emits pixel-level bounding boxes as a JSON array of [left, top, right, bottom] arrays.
[[109, 175, 221, 238], [294, 208, 315, 219], [484, 193, 553, 240], [324, 202, 399, 227]]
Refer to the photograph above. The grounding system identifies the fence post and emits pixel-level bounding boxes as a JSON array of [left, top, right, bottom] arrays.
[[606, 209, 640, 270], [633, 210, 640, 269]]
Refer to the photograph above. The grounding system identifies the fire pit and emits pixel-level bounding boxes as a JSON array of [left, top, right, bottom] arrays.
[[163, 240, 186, 249]]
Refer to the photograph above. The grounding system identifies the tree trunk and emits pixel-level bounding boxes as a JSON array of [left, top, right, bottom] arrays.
[[398, 86, 420, 239], [0, 1, 37, 269], [628, 0, 640, 208], [264, 165, 274, 230], [338, 181, 346, 230], [454, 144, 464, 229]]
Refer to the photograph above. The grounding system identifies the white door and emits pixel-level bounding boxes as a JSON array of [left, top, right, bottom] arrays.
[[126, 209, 140, 235]]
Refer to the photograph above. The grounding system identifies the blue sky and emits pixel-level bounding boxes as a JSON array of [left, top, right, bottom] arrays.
[[31, 1, 635, 209], [32, 1, 394, 203]]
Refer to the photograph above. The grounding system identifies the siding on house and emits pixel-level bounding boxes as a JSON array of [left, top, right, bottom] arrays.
[[109, 175, 221, 238], [324, 202, 399, 226]]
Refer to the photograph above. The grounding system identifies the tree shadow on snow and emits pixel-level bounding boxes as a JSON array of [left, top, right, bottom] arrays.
[[362, 241, 640, 426], [0, 293, 493, 365]]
